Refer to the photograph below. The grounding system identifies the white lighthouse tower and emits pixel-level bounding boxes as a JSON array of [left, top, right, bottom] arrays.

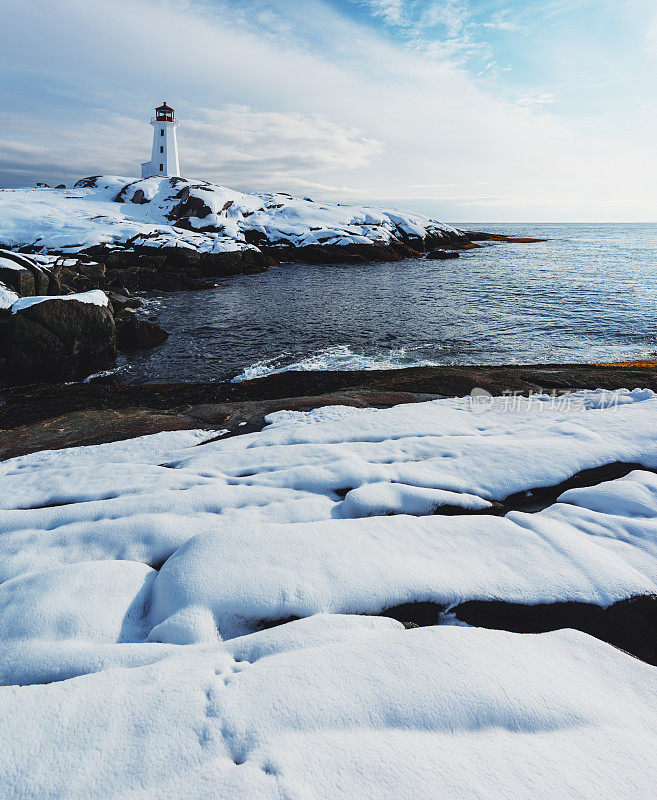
[[141, 102, 181, 178]]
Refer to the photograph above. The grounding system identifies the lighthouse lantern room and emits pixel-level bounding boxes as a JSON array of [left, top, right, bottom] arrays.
[[141, 102, 180, 179]]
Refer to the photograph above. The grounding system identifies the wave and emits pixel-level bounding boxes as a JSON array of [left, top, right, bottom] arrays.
[[231, 345, 440, 383], [82, 366, 124, 383]]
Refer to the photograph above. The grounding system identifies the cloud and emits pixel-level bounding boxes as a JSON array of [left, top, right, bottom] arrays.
[[0, 106, 383, 190], [481, 9, 520, 32], [422, 0, 470, 37], [360, 0, 472, 39], [183, 106, 384, 185], [358, 0, 406, 26], [517, 92, 557, 107], [0, 0, 655, 220], [647, 12, 657, 52]]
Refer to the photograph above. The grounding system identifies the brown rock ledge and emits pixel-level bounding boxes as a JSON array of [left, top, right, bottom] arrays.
[[1, 360, 656, 460]]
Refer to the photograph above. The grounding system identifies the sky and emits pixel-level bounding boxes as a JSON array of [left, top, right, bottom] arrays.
[[0, 0, 655, 221]]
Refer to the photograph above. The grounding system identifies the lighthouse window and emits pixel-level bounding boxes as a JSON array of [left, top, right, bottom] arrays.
[[160, 146, 164, 153], [159, 164, 164, 172], [160, 129, 164, 136]]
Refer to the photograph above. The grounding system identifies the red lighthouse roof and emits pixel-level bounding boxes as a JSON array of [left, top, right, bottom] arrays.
[[155, 102, 174, 121]]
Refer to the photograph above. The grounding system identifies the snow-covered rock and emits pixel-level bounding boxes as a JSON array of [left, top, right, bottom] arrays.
[[0, 560, 155, 644], [146, 468, 657, 642], [0, 257, 37, 296], [6, 289, 116, 381], [0, 176, 463, 256], [0, 248, 59, 296], [1, 393, 657, 796]]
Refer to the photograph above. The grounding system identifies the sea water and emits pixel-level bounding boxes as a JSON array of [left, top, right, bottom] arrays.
[[119, 223, 657, 383]]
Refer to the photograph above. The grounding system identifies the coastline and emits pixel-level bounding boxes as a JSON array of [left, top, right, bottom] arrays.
[[1, 230, 540, 294], [2, 359, 656, 460]]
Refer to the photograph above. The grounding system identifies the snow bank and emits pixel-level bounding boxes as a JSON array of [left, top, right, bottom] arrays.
[[0, 560, 154, 644], [0, 176, 461, 255], [0, 624, 656, 799], [147, 470, 657, 642], [1, 391, 656, 590], [10, 289, 109, 314], [0, 392, 656, 795], [0, 428, 215, 474]]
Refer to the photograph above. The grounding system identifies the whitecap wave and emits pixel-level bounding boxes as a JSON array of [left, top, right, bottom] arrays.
[[82, 366, 123, 383], [134, 297, 162, 317], [231, 345, 440, 382]]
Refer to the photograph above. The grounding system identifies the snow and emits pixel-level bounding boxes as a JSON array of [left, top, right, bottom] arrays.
[[334, 480, 494, 517], [10, 289, 109, 313], [146, 470, 657, 643], [0, 428, 215, 474], [1, 392, 657, 796], [0, 176, 462, 256], [0, 560, 155, 644], [558, 473, 657, 516], [0, 282, 19, 310], [0, 257, 26, 271], [1, 624, 657, 798]]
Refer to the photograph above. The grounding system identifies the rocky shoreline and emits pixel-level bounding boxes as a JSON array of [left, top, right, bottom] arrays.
[[2, 229, 539, 294], [2, 360, 656, 460], [0, 252, 170, 383], [5, 357, 657, 668], [0, 228, 544, 386], [0, 174, 546, 295], [0, 175, 551, 385]]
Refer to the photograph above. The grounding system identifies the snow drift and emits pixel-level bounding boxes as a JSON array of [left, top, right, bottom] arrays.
[[1, 392, 657, 797]]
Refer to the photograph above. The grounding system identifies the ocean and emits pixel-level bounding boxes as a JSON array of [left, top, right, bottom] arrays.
[[118, 223, 657, 384]]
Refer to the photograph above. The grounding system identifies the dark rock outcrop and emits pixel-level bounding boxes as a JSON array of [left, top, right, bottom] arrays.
[[77, 245, 273, 293], [6, 297, 117, 383], [116, 312, 168, 351], [1, 219, 544, 298], [165, 187, 213, 225], [452, 594, 657, 665], [108, 292, 141, 313], [3, 362, 657, 458], [74, 176, 102, 188], [426, 250, 459, 260], [260, 242, 422, 264], [380, 601, 446, 627], [464, 231, 547, 244], [0, 309, 9, 358], [31, 267, 50, 295], [374, 593, 657, 664]]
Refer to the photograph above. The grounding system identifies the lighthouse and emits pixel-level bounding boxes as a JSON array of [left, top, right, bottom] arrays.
[[141, 102, 181, 179]]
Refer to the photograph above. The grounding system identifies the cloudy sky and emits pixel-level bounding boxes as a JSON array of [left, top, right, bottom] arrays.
[[1, 0, 656, 220]]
